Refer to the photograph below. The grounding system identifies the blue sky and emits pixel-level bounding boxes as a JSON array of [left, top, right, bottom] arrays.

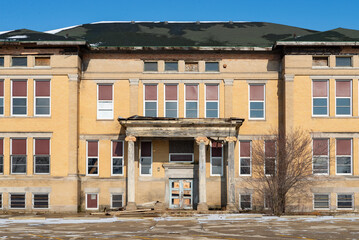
[[1, 0, 359, 32]]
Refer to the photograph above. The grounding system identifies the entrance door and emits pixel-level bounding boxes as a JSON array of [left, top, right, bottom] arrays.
[[169, 179, 193, 209]]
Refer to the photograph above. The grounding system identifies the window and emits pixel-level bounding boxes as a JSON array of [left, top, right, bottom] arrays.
[[140, 141, 152, 175], [312, 80, 328, 116], [313, 194, 329, 209], [185, 62, 198, 72], [265, 140, 276, 175], [210, 142, 223, 176], [87, 141, 99, 175], [0, 193, 2, 209], [34, 139, 50, 174], [112, 141, 123, 175], [33, 193, 49, 209], [337, 194, 353, 209], [97, 84, 113, 120], [144, 62, 158, 72], [86, 193, 98, 209], [336, 139, 352, 175], [205, 62, 219, 72], [165, 84, 178, 118], [239, 141, 251, 175], [111, 194, 123, 208], [185, 84, 198, 118], [11, 138, 27, 174], [312, 56, 329, 67], [0, 139, 3, 174], [169, 140, 194, 162], [0, 57, 4, 67], [312, 139, 329, 174], [205, 84, 219, 118], [249, 84, 265, 119], [0, 80, 3, 116], [240, 194, 252, 210], [10, 193, 25, 209], [35, 56, 50, 67], [336, 56, 352, 67], [11, 57, 27, 67], [336, 80, 351, 116], [11, 80, 27, 115], [144, 84, 157, 117], [165, 62, 178, 72], [35, 80, 50, 116]]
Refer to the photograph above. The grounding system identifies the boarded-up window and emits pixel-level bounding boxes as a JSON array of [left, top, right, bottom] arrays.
[[312, 56, 328, 67], [87, 141, 99, 175], [12, 80, 27, 115], [336, 139, 352, 174], [211, 142, 223, 175], [249, 84, 265, 119], [312, 139, 329, 174], [185, 62, 198, 72], [265, 140, 275, 175], [97, 84, 113, 119], [240, 141, 251, 175], [35, 57, 50, 66], [336, 80, 351, 116], [169, 141, 194, 162], [165, 84, 177, 118], [86, 193, 98, 209], [112, 141, 123, 175], [140, 142, 152, 175], [33, 194, 49, 208]]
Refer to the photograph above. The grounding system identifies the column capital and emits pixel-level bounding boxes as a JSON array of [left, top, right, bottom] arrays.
[[129, 78, 139, 85], [195, 136, 210, 145], [225, 136, 237, 142], [125, 135, 137, 142], [68, 74, 79, 82]]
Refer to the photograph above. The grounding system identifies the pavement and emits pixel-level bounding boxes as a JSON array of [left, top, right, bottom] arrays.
[[0, 214, 358, 239]]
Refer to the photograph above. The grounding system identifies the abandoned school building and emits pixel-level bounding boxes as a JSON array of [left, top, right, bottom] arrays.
[[0, 21, 359, 213]]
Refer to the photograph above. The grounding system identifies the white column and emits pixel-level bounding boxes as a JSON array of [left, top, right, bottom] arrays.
[[226, 136, 237, 212], [196, 136, 209, 212], [125, 135, 137, 210]]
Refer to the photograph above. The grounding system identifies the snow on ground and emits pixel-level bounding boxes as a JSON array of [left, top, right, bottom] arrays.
[[45, 25, 80, 34]]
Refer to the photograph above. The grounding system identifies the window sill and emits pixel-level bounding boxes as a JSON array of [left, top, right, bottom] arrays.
[[248, 118, 266, 121], [96, 119, 114, 121]]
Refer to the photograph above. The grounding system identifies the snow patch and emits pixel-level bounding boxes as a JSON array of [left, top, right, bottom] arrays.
[[7, 35, 28, 39], [45, 25, 80, 34], [0, 30, 12, 35]]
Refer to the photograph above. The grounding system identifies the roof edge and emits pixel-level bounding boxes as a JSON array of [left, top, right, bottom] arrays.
[[275, 41, 359, 47], [89, 46, 273, 51]]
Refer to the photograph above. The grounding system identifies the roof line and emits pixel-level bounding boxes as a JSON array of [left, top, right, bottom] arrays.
[[276, 41, 359, 46]]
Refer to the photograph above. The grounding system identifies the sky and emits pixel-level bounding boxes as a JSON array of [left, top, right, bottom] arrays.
[[1, 0, 359, 32]]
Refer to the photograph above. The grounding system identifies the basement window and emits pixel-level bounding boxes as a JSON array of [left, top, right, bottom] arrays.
[[240, 194, 252, 210], [0, 193, 2, 209], [337, 194, 353, 209], [312, 56, 328, 67], [313, 194, 329, 209], [111, 194, 123, 208], [10, 193, 25, 209], [35, 57, 50, 67], [33, 193, 49, 209]]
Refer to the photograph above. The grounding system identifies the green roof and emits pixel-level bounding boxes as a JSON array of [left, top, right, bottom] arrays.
[[281, 27, 359, 42], [53, 22, 317, 47], [0, 29, 80, 42]]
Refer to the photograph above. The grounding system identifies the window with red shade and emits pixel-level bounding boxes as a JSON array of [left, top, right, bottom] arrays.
[[35, 80, 50, 116], [0, 138, 3, 174], [312, 80, 328, 116], [97, 84, 113, 120], [312, 139, 329, 174], [240, 141, 251, 176], [165, 84, 178, 118], [144, 84, 157, 117], [265, 140, 276, 175], [11, 138, 27, 174], [185, 84, 198, 118], [112, 140, 123, 175], [11, 80, 27, 116], [34, 138, 50, 174], [87, 141, 99, 175], [336, 139, 352, 175], [249, 84, 265, 119], [336, 80, 352, 116], [0, 80, 3, 116], [211, 142, 223, 176], [206, 84, 219, 118]]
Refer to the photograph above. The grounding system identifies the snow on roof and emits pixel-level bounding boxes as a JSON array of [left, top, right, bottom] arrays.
[[45, 25, 80, 34], [7, 35, 28, 39], [0, 30, 13, 35]]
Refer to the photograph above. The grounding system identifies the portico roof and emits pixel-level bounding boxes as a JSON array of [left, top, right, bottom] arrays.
[[118, 115, 244, 138]]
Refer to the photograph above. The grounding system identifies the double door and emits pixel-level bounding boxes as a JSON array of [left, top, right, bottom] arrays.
[[169, 179, 193, 209]]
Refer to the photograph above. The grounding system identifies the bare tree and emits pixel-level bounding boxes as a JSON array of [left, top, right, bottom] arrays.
[[249, 128, 315, 215]]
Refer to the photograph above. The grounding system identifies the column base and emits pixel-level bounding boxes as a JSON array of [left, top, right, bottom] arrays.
[[197, 202, 208, 212], [126, 202, 137, 211], [226, 203, 238, 212]]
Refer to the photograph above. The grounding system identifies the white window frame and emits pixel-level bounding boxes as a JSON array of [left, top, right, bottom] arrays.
[[32, 193, 50, 209], [312, 80, 329, 117], [111, 193, 123, 209], [335, 80, 352, 117], [111, 140, 124, 176], [184, 84, 199, 118], [336, 193, 354, 210], [205, 84, 219, 118], [97, 84, 114, 120], [140, 141, 152, 176], [9, 193, 26, 209], [33, 138, 51, 175], [143, 84, 158, 117], [11, 80, 27, 116], [248, 84, 266, 120], [0, 79, 4, 117], [335, 138, 352, 175], [312, 138, 329, 175], [239, 193, 252, 210], [34, 79, 51, 117], [85, 193, 99, 210], [210, 143, 223, 176], [164, 84, 178, 118], [86, 141, 99, 176], [10, 138, 27, 175], [313, 193, 330, 210], [239, 140, 252, 176]]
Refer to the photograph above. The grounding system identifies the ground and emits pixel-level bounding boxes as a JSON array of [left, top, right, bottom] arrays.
[[0, 214, 358, 240]]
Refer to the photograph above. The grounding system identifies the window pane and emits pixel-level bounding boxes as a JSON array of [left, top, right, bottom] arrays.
[[0, 156, 3, 174], [313, 98, 327, 107], [313, 157, 328, 174], [336, 57, 351, 67], [144, 62, 157, 71], [35, 156, 50, 174], [250, 102, 264, 118], [186, 102, 197, 118], [0, 98, 3, 115], [36, 98, 50, 115], [0, 57, 3, 67], [338, 194, 352, 208], [145, 102, 157, 117], [13, 98, 27, 115], [205, 62, 219, 72], [12, 57, 27, 67], [206, 102, 218, 118], [141, 166, 151, 174], [165, 62, 178, 71], [34, 194, 49, 208], [314, 194, 329, 209], [165, 102, 177, 118], [11, 194, 25, 208]]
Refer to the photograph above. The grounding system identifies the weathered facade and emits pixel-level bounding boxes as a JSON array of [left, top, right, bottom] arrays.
[[0, 22, 359, 212]]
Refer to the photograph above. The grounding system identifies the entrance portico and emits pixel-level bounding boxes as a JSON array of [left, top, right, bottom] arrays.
[[119, 116, 244, 211]]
